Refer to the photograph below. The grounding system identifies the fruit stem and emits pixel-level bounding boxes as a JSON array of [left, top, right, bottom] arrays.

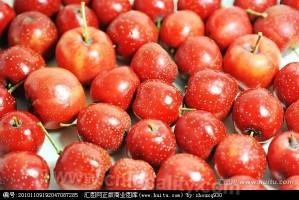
[[37, 122, 62, 155], [60, 121, 77, 128], [246, 9, 268, 18], [289, 134, 299, 149], [148, 123, 157, 132], [80, 2, 90, 44], [291, 47, 299, 58], [252, 32, 263, 54], [180, 107, 197, 112], [11, 116, 21, 127], [8, 80, 24, 94], [156, 18, 162, 29]]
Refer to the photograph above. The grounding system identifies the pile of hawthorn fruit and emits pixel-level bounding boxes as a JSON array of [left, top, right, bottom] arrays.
[[0, 0, 298, 191]]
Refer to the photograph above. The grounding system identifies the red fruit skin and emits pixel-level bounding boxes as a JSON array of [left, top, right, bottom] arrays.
[[160, 10, 204, 48], [126, 119, 177, 167], [234, 0, 276, 14], [0, 87, 16, 118], [232, 88, 284, 142], [77, 103, 131, 152], [174, 111, 227, 160], [105, 158, 156, 190], [282, 0, 299, 10], [206, 7, 253, 50], [133, 0, 174, 22], [217, 175, 266, 190], [133, 80, 183, 125], [280, 176, 299, 190], [274, 62, 299, 106], [14, 0, 61, 17], [0, 2, 15, 37], [0, 151, 50, 190], [24, 68, 86, 130], [63, 0, 90, 5], [107, 11, 158, 59], [131, 42, 178, 83], [178, 0, 221, 21], [8, 11, 58, 57], [0, 111, 44, 155], [267, 132, 299, 180], [55, 4, 99, 36], [223, 34, 280, 89], [185, 69, 238, 119], [92, 0, 131, 26], [175, 36, 223, 76], [254, 5, 299, 51], [285, 100, 299, 132], [214, 134, 267, 179], [0, 46, 45, 84], [90, 67, 140, 110], [156, 153, 216, 190], [56, 27, 116, 85], [54, 142, 112, 190]]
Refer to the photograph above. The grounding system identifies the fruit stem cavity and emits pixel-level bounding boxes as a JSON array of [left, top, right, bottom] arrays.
[[11, 116, 22, 128], [289, 134, 299, 149]]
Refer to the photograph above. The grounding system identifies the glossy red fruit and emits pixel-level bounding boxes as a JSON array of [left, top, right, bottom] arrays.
[[285, 100, 299, 132], [126, 119, 176, 166], [234, 0, 276, 14], [0, 151, 50, 190], [105, 158, 156, 190], [77, 103, 131, 152], [184, 69, 238, 119], [0, 2, 15, 37], [14, 0, 61, 17], [282, 0, 299, 10], [178, 0, 220, 20], [0, 45, 45, 84], [24, 68, 86, 130], [233, 88, 283, 142], [134, 0, 174, 22], [253, 5, 299, 51], [8, 11, 58, 57], [55, 4, 99, 36], [156, 153, 216, 190], [107, 11, 158, 59], [0, 111, 44, 154], [206, 6, 253, 50], [160, 10, 204, 48], [63, 0, 90, 5], [175, 36, 222, 76], [224, 34, 280, 89], [175, 111, 227, 160], [274, 62, 299, 106], [131, 42, 178, 83], [54, 142, 112, 190], [92, 0, 131, 26], [0, 87, 16, 118], [267, 132, 299, 180], [133, 80, 183, 124], [90, 67, 140, 110], [217, 175, 266, 190], [280, 176, 299, 190], [56, 27, 116, 84], [214, 134, 267, 179]]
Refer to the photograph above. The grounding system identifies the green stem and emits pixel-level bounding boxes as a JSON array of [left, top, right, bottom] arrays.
[[252, 32, 263, 54], [8, 80, 24, 94], [37, 122, 62, 155], [11, 116, 22, 127], [80, 2, 90, 44], [246, 9, 268, 18]]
